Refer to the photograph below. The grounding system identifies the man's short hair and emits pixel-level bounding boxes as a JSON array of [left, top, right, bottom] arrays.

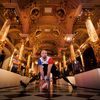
[[40, 49, 47, 53], [41, 49, 47, 52]]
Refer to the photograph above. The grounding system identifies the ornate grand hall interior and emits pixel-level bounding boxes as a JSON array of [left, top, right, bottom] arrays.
[[0, 0, 100, 100]]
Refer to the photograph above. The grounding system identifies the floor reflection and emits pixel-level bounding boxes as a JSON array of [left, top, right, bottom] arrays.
[[0, 80, 100, 100]]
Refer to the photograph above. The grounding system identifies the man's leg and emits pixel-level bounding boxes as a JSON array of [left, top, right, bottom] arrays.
[[39, 66, 45, 80], [20, 74, 40, 89], [51, 64, 57, 84], [62, 70, 77, 89], [46, 64, 52, 79]]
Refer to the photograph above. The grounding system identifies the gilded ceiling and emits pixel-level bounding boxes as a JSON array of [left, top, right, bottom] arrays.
[[0, 0, 100, 59]]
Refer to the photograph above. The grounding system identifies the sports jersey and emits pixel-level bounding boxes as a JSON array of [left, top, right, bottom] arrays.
[[38, 56, 54, 67]]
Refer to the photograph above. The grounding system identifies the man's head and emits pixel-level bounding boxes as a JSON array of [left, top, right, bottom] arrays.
[[41, 50, 47, 59]]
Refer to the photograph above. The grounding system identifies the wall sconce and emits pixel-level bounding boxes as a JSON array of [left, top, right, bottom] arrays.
[[35, 61, 38, 64], [64, 34, 73, 43]]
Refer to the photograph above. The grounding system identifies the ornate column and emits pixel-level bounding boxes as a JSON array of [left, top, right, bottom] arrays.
[[86, 17, 100, 66], [0, 19, 11, 50], [86, 17, 99, 42], [62, 52, 66, 68], [31, 62, 35, 74], [8, 48, 17, 71], [26, 54, 31, 76], [17, 41, 24, 73], [0, 19, 10, 41], [70, 43, 76, 62], [31, 62, 34, 70], [0, 8, 17, 50], [19, 42, 24, 60], [33, 47, 36, 57], [64, 34, 76, 62]]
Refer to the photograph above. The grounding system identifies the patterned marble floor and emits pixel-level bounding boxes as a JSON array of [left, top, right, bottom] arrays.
[[0, 80, 100, 100]]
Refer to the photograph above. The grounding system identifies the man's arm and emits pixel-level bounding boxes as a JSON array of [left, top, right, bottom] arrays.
[[39, 65, 44, 80], [47, 57, 54, 78], [38, 58, 44, 80]]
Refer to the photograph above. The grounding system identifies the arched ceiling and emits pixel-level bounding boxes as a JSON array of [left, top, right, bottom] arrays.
[[73, 28, 89, 46], [0, 0, 100, 59]]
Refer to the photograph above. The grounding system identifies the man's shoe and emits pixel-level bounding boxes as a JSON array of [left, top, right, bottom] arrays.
[[20, 80, 27, 89], [72, 85, 77, 89]]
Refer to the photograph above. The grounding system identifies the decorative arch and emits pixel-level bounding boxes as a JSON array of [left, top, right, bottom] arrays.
[[83, 46, 97, 71], [3, 47, 11, 58], [74, 28, 89, 46], [7, 28, 21, 44]]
